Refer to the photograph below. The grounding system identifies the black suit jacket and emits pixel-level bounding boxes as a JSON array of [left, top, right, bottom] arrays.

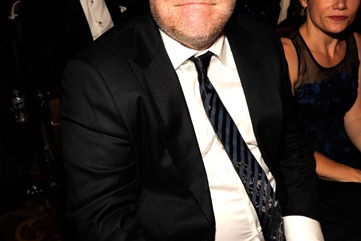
[[61, 12, 320, 241], [21, 0, 148, 90]]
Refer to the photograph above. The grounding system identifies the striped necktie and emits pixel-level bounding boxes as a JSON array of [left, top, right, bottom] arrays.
[[190, 51, 285, 241]]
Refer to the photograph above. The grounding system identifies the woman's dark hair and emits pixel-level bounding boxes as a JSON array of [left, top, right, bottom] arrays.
[[351, 7, 361, 33]]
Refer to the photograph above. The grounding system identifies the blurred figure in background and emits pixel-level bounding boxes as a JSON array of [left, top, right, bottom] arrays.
[[281, 0, 361, 240], [21, 0, 148, 91]]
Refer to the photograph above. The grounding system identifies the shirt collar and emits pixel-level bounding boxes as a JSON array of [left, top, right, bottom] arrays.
[[159, 30, 229, 70]]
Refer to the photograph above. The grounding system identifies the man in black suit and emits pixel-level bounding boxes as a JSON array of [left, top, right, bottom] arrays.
[[61, 0, 324, 240], [21, 0, 148, 90]]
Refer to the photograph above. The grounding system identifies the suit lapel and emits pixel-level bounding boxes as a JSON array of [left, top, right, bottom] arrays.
[[129, 15, 215, 226]]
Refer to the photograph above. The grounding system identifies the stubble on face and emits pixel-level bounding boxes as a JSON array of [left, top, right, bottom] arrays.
[[150, 0, 235, 50]]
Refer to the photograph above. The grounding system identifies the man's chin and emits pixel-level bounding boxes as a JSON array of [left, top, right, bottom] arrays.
[[172, 30, 222, 50]]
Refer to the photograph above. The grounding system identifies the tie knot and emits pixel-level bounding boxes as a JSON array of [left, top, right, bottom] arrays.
[[190, 51, 213, 79]]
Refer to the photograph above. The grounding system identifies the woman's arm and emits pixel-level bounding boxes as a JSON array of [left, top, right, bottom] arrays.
[[344, 32, 361, 152], [315, 151, 361, 183], [314, 32, 361, 183], [281, 37, 299, 94]]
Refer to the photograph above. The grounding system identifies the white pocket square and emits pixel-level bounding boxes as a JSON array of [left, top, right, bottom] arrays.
[[119, 6, 127, 13]]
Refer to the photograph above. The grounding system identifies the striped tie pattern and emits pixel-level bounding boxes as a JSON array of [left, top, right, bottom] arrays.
[[190, 51, 285, 241]]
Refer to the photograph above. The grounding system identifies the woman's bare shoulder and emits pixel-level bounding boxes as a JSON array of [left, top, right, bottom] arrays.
[[280, 37, 298, 86], [280, 38, 297, 63]]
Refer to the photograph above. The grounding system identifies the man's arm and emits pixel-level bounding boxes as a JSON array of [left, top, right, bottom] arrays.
[[61, 59, 145, 241]]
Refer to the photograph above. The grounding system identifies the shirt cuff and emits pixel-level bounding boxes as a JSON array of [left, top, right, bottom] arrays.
[[283, 216, 324, 241]]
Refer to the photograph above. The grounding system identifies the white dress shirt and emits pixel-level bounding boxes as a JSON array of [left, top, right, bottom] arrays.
[[160, 30, 324, 241], [80, 0, 114, 40], [278, 0, 290, 24]]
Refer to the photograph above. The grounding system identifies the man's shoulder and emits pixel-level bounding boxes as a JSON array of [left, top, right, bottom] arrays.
[[70, 12, 160, 77], [227, 12, 281, 50], [234, 12, 278, 38], [75, 15, 144, 65]]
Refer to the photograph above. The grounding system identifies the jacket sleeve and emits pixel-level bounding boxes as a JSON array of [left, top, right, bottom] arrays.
[[61, 59, 146, 241]]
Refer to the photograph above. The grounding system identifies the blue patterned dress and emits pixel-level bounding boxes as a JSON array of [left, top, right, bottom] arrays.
[[287, 31, 361, 241]]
